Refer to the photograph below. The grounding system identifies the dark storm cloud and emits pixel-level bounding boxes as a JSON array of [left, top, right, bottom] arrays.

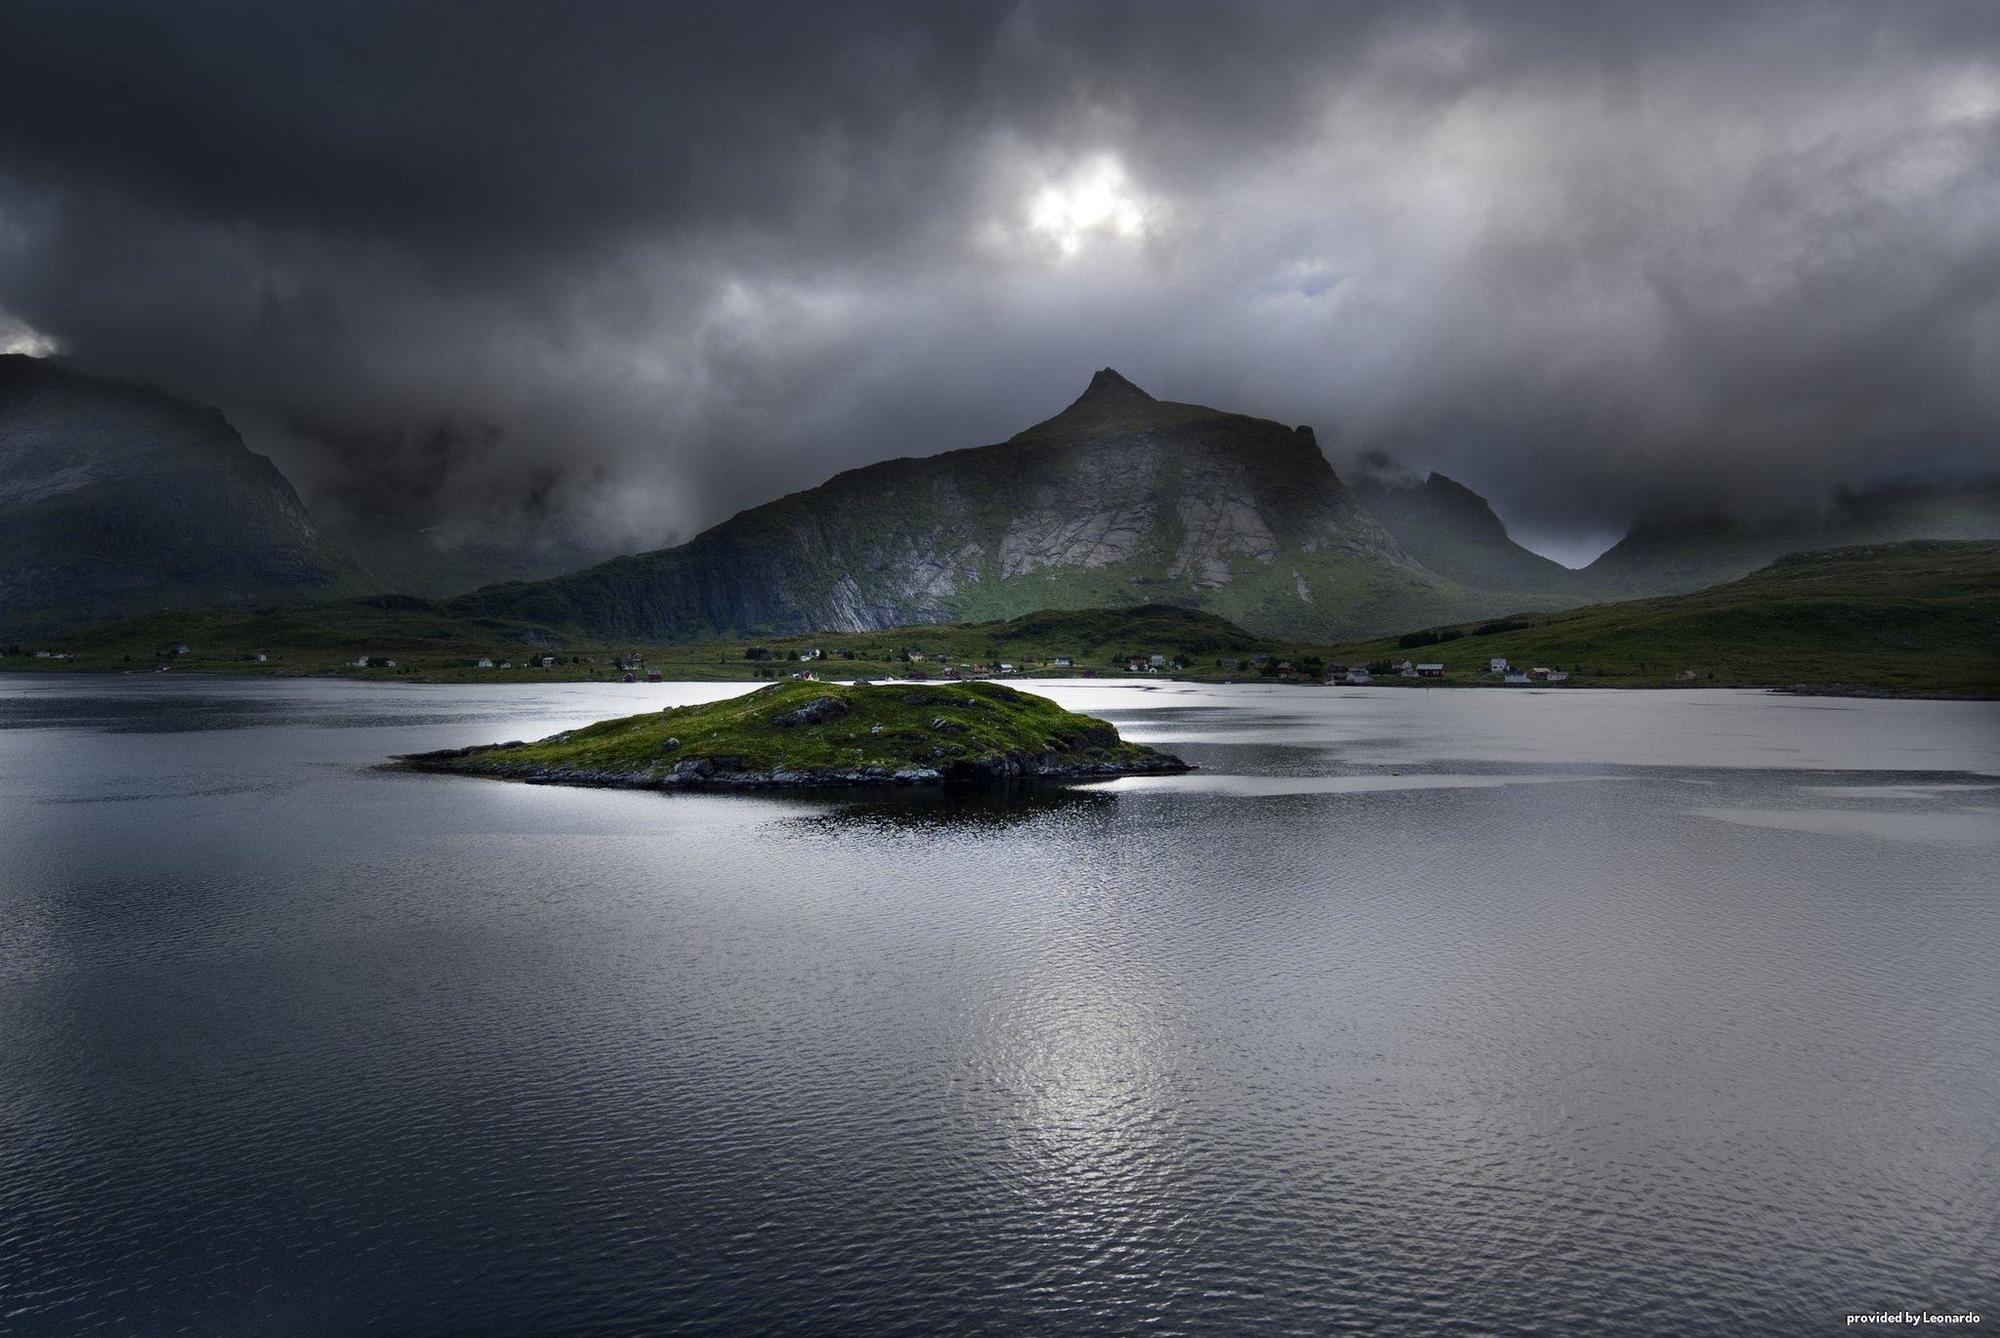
[[1, 1, 1996, 560]]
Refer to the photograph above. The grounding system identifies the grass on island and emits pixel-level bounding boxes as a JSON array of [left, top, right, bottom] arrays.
[[402, 678, 1185, 786]]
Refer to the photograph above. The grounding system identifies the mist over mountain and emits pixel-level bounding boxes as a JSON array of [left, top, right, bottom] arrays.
[[2, 1, 1995, 557], [1580, 482, 2000, 598], [1348, 455, 1576, 598]]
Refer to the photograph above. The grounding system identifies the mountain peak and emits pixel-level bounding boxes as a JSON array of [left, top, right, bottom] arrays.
[[1076, 367, 1153, 405]]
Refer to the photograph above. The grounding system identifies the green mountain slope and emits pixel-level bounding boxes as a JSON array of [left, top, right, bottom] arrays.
[[0, 355, 373, 632], [449, 369, 1480, 642], [1334, 540, 2000, 695]]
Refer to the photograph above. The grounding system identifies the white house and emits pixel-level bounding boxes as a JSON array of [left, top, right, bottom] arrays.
[[1149, 654, 1167, 667], [1504, 670, 1530, 684], [998, 663, 1015, 673], [1053, 656, 1072, 667], [475, 657, 494, 668], [1545, 670, 1570, 682], [1490, 656, 1510, 674], [1346, 666, 1372, 684]]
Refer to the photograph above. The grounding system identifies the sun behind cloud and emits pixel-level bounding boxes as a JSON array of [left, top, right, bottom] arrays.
[[1025, 154, 1154, 256]]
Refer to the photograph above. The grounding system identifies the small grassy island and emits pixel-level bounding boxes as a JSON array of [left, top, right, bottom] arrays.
[[397, 679, 1191, 790]]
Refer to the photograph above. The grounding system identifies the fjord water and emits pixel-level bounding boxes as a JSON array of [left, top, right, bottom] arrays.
[[1, 679, 1995, 1335]]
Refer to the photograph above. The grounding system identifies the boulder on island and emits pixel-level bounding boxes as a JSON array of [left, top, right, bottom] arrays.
[[394, 679, 1191, 790]]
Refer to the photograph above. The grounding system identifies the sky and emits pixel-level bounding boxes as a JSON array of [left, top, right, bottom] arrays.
[[1, 1, 1996, 567]]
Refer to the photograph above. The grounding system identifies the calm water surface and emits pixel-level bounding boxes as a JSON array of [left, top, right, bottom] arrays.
[[1, 678, 1996, 1335]]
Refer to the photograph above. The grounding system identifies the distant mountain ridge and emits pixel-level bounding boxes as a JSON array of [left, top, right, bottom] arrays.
[[452, 369, 1480, 642], [1348, 450, 2000, 607], [0, 355, 368, 632], [9, 353, 1997, 643], [1579, 481, 2000, 597]]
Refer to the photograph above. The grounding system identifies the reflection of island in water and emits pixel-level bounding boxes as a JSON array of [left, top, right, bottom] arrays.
[[788, 779, 1121, 835]]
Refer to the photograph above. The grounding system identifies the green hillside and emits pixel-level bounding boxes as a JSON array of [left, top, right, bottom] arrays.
[[12, 543, 1995, 697], [1331, 541, 2000, 696]]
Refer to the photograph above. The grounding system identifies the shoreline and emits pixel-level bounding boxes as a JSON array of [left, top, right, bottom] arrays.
[[3, 663, 1991, 701]]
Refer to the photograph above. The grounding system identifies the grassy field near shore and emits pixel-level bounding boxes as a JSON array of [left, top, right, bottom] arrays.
[[6, 542, 1995, 697]]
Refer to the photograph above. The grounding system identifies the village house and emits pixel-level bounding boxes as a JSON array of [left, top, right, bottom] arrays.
[[1395, 658, 1416, 677], [539, 655, 556, 668], [173, 643, 190, 656], [1346, 666, 1372, 684], [1053, 656, 1072, 667], [1149, 654, 1167, 667], [1416, 663, 1446, 678], [1489, 656, 1510, 674], [998, 663, 1015, 673], [1504, 670, 1531, 684], [251, 652, 268, 663], [1544, 670, 1570, 682], [476, 657, 494, 668], [646, 670, 663, 682]]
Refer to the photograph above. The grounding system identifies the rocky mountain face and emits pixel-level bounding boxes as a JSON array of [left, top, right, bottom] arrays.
[[1579, 481, 2000, 598], [0, 355, 369, 633], [1349, 454, 1577, 601], [454, 369, 1474, 641]]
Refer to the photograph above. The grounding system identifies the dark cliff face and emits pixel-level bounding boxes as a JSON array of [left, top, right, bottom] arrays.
[[454, 370, 1474, 642], [1350, 460, 1577, 599], [0, 355, 367, 632]]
